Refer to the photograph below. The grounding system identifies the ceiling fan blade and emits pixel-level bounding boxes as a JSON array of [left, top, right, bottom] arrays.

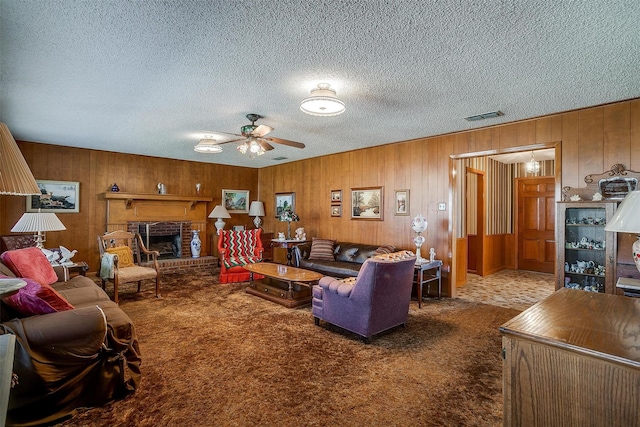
[[267, 137, 305, 149], [251, 124, 273, 137], [258, 139, 275, 151], [215, 138, 244, 145]]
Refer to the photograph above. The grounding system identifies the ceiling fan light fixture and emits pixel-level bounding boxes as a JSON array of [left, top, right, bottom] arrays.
[[300, 83, 345, 116], [194, 138, 223, 153]]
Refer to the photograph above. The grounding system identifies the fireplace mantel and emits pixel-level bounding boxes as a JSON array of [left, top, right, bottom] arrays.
[[102, 192, 212, 209]]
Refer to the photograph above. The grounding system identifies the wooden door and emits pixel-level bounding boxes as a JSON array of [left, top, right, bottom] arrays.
[[517, 177, 555, 273], [466, 168, 485, 275]]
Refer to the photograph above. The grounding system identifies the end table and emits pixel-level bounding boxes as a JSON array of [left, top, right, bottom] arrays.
[[414, 260, 442, 308]]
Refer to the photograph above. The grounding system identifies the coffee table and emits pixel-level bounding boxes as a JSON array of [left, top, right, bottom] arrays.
[[244, 262, 323, 308]]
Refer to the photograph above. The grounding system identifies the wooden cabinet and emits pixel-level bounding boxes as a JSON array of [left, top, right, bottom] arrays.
[[260, 232, 274, 261], [500, 289, 640, 427], [556, 201, 617, 293]]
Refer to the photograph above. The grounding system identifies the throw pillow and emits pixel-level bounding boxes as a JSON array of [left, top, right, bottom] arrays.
[[374, 244, 397, 255], [106, 246, 135, 267], [0, 247, 58, 285], [1, 275, 74, 316], [308, 238, 336, 261], [374, 250, 414, 261]]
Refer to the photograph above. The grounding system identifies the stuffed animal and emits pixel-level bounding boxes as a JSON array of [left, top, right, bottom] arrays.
[[295, 227, 306, 241]]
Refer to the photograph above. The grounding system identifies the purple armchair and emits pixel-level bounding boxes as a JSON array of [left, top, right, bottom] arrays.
[[312, 253, 416, 343]]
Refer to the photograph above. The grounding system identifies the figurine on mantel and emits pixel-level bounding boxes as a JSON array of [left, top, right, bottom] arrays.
[[569, 194, 582, 201], [592, 192, 603, 201], [295, 227, 306, 241]]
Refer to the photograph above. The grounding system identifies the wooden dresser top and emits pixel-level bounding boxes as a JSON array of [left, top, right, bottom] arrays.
[[500, 288, 640, 368]]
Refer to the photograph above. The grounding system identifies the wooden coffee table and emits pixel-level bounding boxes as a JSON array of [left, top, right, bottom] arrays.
[[244, 262, 323, 308]]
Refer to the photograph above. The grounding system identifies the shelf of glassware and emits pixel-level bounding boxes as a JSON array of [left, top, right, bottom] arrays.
[[556, 202, 617, 294]]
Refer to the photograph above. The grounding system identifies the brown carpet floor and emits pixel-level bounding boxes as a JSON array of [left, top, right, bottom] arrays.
[[58, 270, 521, 427]]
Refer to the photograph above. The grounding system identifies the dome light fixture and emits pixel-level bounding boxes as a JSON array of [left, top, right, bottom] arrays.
[[194, 137, 223, 153], [300, 83, 345, 116]]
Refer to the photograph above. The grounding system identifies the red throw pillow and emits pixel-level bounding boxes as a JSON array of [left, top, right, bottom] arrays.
[[1, 275, 74, 316], [0, 247, 59, 285]]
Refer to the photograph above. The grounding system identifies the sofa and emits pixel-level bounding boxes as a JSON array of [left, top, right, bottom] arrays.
[[0, 247, 141, 427], [291, 239, 395, 278]]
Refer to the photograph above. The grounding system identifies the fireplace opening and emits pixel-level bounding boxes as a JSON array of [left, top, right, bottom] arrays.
[[135, 222, 188, 260]]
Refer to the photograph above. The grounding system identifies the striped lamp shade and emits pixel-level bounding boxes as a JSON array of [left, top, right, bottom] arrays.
[[0, 122, 40, 195]]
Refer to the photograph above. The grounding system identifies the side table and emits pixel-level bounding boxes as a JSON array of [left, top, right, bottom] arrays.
[[414, 260, 442, 308], [56, 261, 89, 281], [271, 239, 309, 265], [616, 277, 640, 297]]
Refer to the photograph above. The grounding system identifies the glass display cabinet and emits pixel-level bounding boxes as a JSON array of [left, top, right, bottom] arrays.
[[556, 202, 617, 293]]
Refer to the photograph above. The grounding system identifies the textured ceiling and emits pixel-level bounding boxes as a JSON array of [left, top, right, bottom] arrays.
[[1, 0, 639, 169]]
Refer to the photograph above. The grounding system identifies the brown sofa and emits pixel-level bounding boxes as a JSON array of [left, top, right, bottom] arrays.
[[292, 241, 387, 278], [0, 258, 141, 426]]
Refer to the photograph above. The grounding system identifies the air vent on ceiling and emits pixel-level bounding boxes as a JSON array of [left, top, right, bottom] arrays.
[[464, 110, 504, 122], [273, 156, 288, 161]]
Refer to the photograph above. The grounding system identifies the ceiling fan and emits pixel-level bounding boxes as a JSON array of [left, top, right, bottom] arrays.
[[211, 113, 305, 156]]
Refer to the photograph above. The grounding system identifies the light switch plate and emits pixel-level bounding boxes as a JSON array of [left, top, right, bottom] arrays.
[[438, 202, 446, 211]]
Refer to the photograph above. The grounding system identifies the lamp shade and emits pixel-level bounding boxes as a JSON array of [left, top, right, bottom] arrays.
[[209, 204, 231, 234], [300, 83, 345, 116], [604, 191, 640, 233], [11, 211, 66, 233], [0, 122, 41, 195], [194, 138, 223, 153], [248, 201, 265, 217], [208, 205, 231, 219]]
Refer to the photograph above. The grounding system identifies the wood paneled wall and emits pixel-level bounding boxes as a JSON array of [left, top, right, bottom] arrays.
[[258, 98, 640, 297], [1, 98, 638, 296], [0, 143, 258, 271]]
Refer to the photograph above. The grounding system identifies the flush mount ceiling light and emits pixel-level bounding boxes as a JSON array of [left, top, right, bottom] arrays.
[[194, 137, 223, 153], [525, 151, 540, 174], [300, 83, 345, 116]]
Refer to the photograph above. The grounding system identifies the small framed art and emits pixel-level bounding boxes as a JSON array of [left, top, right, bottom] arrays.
[[331, 205, 342, 217], [222, 189, 249, 213], [331, 189, 342, 203], [351, 186, 383, 220], [275, 192, 295, 217], [394, 189, 410, 216], [27, 180, 80, 213]]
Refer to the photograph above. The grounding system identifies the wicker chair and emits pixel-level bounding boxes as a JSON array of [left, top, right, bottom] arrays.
[[97, 230, 160, 303]]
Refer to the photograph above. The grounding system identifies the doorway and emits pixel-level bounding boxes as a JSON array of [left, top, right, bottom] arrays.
[[451, 145, 559, 290], [466, 168, 485, 275]]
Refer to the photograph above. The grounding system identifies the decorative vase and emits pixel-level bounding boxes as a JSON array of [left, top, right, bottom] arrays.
[[190, 230, 201, 258], [111, 183, 120, 192]]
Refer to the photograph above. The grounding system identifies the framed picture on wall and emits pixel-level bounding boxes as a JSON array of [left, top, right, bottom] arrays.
[[394, 189, 410, 216], [351, 186, 383, 220], [331, 205, 342, 217], [331, 189, 342, 203], [27, 180, 80, 213], [222, 189, 249, 213], [275, 192, 295, 218]]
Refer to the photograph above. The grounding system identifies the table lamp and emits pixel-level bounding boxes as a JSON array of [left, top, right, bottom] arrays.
[[11, 209, 66, 248], [209, 205, 231, 234], [248, 201, 265, 229], [604, 190, 640, 273]]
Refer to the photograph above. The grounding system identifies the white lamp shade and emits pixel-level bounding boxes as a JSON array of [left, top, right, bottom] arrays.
[[208, 205, 231, 219], [604, 191, 640, 233], [248, 201, 265, 217], [0, 122, 41, 195], [11, 211, 66, 233]]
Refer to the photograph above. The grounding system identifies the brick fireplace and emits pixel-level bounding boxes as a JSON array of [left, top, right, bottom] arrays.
[[103, 192, 216, 272], [127, 221, 192, 260]]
